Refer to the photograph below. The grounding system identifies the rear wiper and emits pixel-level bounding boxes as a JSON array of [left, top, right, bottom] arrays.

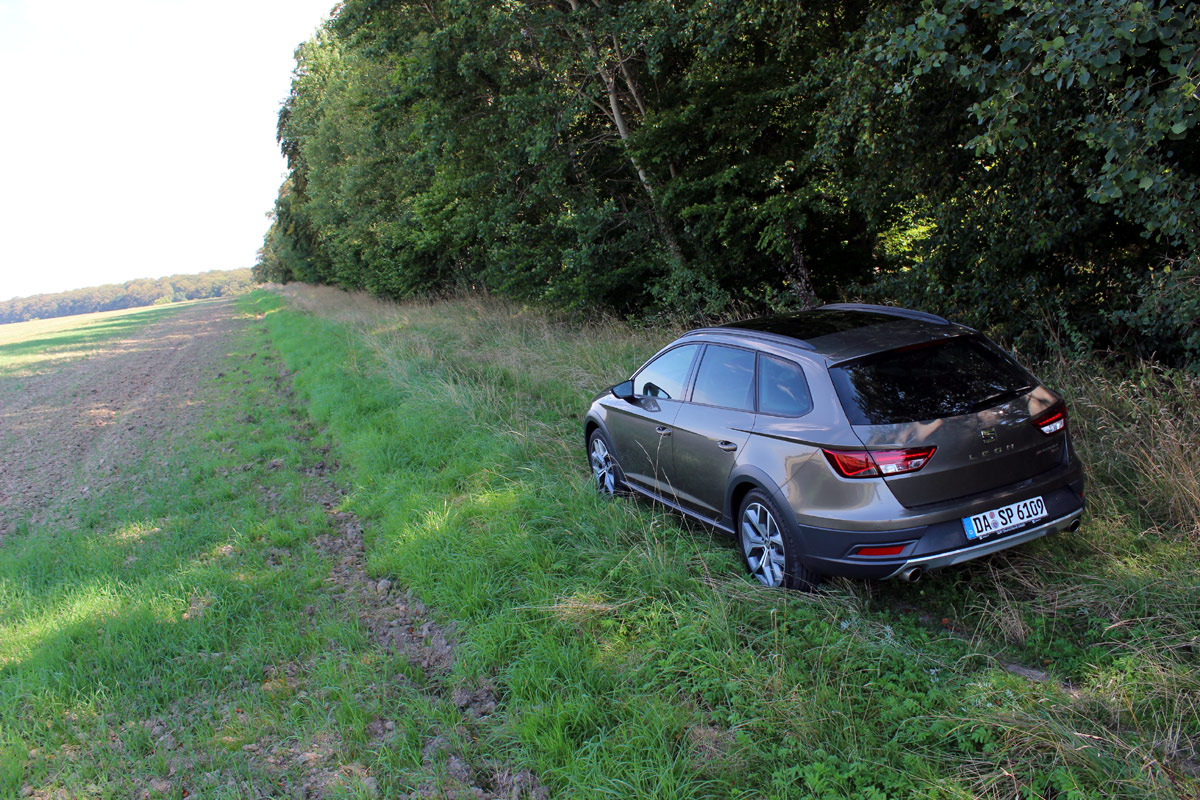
[[970, 385, 1034, 413]]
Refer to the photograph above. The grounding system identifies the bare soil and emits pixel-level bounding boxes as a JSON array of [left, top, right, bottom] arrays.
[[0, 298, 240, 537]]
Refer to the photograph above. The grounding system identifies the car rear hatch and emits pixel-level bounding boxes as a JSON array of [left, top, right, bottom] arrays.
[[828, 335, 1066, 507]]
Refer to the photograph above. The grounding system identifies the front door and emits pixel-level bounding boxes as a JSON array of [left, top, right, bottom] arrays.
[[608, 344, 700, 495]]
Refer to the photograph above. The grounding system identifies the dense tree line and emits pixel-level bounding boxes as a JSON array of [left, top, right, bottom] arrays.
[[258, 0, 1199, 367], [0, 269, 254, 325]]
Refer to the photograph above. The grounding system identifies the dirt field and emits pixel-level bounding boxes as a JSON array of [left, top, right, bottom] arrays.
[[0, 298, 241, 536]]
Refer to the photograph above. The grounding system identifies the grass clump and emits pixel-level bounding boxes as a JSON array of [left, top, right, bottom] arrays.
[[1050, 357, 1200, 540]]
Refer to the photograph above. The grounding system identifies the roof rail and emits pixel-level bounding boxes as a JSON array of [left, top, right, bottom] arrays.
[[819, 303, 950, 325], [691, 327, 818, 351]]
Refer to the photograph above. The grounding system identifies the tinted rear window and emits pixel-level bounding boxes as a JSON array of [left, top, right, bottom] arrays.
[[829, 337, 1034, 425]]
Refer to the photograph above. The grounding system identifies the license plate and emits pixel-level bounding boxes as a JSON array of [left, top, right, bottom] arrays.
[[962, 496, 1046, 540]]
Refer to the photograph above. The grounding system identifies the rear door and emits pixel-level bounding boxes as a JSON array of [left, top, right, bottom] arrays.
[[829, 336, 1066, 507], [670, 345, 757, 518]]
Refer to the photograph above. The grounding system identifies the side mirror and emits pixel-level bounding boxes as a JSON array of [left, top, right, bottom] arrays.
[[610, 380, 636, 402]]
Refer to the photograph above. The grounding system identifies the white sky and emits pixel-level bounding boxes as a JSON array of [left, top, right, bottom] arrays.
[[0, 0, 336, 301]]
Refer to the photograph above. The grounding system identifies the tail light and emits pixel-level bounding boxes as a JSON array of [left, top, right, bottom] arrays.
[[822, 446, 936, 479], [1032, 403, 1067, 435]]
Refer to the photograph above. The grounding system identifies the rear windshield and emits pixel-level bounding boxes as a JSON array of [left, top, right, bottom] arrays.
[[829, 336, 1034, 425]]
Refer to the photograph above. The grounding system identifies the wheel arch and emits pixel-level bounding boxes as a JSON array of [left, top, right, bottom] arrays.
[[585, 415, 621, 467], [724, 465, 790, 529], [729, 467, 824, 590], [584, 416, 602, 446], [728, 480, 759, 530]]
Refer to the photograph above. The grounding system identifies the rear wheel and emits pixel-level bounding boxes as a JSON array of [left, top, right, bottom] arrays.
[[738, 489, 821, 591], [587, 429, 625, 496]]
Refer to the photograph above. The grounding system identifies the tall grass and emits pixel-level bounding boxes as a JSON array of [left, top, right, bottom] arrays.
[[1048, 357, 1200, 539], [260, 285, 1199, 799]]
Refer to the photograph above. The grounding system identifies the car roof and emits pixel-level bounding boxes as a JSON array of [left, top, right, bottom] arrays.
[[691, 304, 972, 363]]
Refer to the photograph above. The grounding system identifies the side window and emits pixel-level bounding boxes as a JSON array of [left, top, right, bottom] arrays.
[[692, 345, 756, 411], [634, 344, 699, 400], [758, 355, 813, 417]]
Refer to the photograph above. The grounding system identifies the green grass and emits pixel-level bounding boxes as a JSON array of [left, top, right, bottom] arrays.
[[3, 288, 1196, 798], [256, 286, 1199, 798], [0, 298, 485, 798]]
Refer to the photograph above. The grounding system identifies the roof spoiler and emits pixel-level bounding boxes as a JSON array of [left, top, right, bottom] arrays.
[[820, 303, 950, 326]]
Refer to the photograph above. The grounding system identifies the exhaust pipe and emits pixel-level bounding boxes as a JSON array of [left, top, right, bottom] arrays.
[[1067, 519, 1081, 533], [897, 566, 923, 583]]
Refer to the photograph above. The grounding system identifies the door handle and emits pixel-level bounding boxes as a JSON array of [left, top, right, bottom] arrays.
[[717, 441, 738, 452], [655, 426, 672, 437]]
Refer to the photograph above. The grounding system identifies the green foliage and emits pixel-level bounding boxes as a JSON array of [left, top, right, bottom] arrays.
[[0, 269, 254, 324], [815, 0, 1199, 364], [263, 1, 885, 316], [265, 1, 1200, 368]]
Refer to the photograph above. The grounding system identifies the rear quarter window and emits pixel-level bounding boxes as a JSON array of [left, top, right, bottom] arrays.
[[757, 355, 813, 417]]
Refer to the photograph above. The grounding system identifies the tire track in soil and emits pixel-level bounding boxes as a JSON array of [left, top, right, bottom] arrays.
[[0, 298, 241, 539], [6, 298, 547, 798], [247, 356, 547, 800]]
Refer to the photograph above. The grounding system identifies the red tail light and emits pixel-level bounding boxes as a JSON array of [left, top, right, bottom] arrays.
[[854, 544, 907, 557], [1032, 403, 1067, 435], [822, 446, 936, 479]]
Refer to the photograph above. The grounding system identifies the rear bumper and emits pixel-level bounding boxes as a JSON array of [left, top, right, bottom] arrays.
[[881, 507, 1081, 579], [793, 481, 1085, 580]]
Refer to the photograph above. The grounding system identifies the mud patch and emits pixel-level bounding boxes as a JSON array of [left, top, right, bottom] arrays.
[[304, 495, 545, 799], [311, 511, 458, 680]]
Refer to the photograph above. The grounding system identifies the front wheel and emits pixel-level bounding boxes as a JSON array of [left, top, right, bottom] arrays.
[[738, 489, 821, 591], [587, 429, 626, 496]]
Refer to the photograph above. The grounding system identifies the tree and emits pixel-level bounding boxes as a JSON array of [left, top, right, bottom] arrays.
[[815, 0, 1199, 360]]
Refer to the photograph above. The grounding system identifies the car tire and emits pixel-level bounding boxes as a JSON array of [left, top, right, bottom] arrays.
[[587, 429, 626, 496], [738, 489, 821, 591]]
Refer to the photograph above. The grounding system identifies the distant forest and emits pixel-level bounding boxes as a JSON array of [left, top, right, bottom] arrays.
[[257, 0, 1199, 369], [0, 269, 254, 325]]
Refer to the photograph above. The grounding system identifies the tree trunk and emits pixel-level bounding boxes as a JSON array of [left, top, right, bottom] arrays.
[[784, 224, 819, 309], [563, 0, 684, 263]]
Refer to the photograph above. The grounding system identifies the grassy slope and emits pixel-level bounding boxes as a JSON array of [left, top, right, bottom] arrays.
[[0, 301, 212, 418], [0, 303, 187, 360], [2, 289, 1195, 799], [258, 287, 1198, 798]]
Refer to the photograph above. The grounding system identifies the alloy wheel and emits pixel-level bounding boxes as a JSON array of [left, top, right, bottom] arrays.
[[589, 435, 617, 494], [741, 501, 786, 586]]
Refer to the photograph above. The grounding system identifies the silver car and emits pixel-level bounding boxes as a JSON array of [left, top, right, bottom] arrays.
[[584, 304, 1085, 590]]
